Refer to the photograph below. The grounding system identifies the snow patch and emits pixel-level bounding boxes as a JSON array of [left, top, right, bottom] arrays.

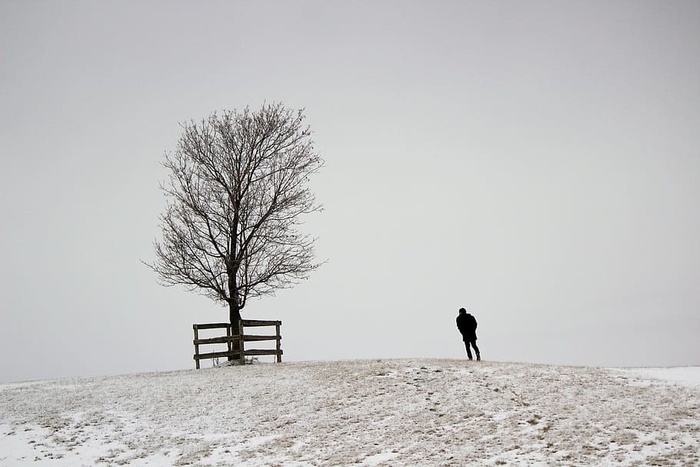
[[611, 366, 700, 388]]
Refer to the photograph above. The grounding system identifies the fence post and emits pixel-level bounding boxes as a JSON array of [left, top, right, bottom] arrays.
[[276, 322, 282, 363], [238, 320, 245, 364], [193, 325, 200, 370], [226, 323, 232, 360]]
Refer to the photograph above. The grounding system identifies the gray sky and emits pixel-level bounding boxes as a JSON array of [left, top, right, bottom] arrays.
[[1, 1, 699, 383]]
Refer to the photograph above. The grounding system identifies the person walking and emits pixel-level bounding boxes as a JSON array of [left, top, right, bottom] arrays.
[[456, 308, 480, 361]]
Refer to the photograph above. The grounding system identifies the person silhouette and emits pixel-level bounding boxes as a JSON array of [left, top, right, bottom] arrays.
[[456, 307, 480, 361]]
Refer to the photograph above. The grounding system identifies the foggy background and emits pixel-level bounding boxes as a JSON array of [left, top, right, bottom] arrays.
[[1, 1, 699, 383]]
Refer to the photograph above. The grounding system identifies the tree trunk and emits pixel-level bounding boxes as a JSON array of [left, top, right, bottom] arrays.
[[228, 300, 242, 361]]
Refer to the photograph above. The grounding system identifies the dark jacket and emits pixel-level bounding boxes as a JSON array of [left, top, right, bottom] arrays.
[[456, 312, 478, 341]]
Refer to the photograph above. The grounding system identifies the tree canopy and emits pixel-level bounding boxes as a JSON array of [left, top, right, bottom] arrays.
[[148, 103, 323, 326]]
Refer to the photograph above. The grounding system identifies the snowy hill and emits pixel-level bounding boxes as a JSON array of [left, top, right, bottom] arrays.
[[1, 359, 699, 466]]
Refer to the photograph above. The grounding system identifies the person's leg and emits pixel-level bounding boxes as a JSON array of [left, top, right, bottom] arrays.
[[464, 341, 473, 360], [471, 341, 481, 361]]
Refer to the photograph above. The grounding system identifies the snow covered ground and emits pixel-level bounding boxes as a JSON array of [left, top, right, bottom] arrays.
[[1, 359, 698, 466]]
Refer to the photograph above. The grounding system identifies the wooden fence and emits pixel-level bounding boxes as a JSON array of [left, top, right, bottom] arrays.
[[192, 320, 282, 369]]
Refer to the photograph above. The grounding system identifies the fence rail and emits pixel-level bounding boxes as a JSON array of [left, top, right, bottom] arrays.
[[193, 320, 282, 369]]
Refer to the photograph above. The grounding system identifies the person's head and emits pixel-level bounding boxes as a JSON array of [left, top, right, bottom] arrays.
[[459, 308, 466, 314]]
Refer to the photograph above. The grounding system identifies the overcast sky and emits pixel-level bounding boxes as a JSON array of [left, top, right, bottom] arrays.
[[1, 1, 699, 383]]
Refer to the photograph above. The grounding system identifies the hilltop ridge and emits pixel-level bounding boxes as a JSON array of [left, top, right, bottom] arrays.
[[1, 359, 698, 465]]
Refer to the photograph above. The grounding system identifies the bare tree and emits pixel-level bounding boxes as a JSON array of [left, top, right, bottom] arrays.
[[148, 103, 323, 330]]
